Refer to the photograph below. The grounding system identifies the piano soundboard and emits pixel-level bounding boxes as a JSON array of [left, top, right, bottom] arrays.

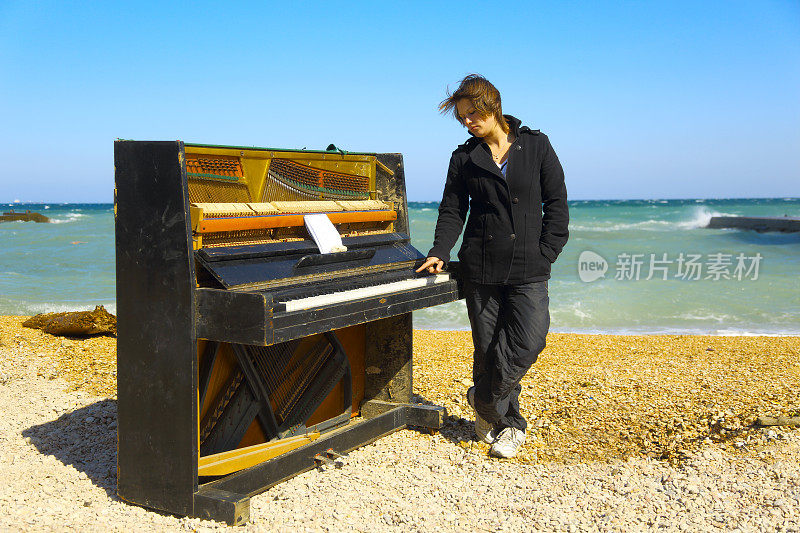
[[114, 141, 460, 524]]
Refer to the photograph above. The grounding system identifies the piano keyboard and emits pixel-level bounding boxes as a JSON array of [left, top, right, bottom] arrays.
[[280, 273, 451, 312]]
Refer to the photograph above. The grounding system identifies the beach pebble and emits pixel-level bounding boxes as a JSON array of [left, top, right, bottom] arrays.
[[0, 317, 799, 531]]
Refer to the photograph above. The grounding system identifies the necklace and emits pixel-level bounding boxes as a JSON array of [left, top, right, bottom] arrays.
[[488, 134, 515, 162], [492, 144, 508, 162]]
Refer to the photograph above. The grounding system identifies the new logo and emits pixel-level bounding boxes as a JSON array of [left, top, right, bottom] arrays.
[[578, 250, 608, 282]]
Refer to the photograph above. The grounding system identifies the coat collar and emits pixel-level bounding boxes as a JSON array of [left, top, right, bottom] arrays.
[[468, 141, 504, 180], [466, 114, 526, 181], [505, 114, 523, 137]]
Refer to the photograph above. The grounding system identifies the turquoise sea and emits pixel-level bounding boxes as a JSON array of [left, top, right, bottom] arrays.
[[1, 199, 798, 335]]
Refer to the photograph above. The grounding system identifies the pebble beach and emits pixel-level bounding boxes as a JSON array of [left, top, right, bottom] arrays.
[[0, 316, 798, 532]]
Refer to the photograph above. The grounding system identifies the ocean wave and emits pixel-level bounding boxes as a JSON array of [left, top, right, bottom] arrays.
[[676, 206, 736, 229], [675, 312, 734, 323], [551, 302, 592, 321], [569, 220, 675, 232], [549, 326, 799, 336], [50, 212, 87, 224], [413, 301, 468, 330], [25, 302, 117, 315], [570, 206, 737, 232], [713, 329, 799, 337], [0, 299, 117, 317]]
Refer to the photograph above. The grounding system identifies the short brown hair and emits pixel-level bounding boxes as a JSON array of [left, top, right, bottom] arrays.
[[439, 74, 509, 134]]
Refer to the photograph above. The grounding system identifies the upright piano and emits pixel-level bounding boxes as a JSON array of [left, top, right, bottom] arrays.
[[114, 141, 460, 524]]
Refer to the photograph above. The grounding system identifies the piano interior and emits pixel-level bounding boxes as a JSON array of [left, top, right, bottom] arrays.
[[187, 147, 396, 251], [185, 145, 428, 476], [196, 329, 363, 476]]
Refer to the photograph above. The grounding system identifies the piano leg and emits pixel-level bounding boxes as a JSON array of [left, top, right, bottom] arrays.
[[364, 314, 413, 403], [194, 487, 250, 526]]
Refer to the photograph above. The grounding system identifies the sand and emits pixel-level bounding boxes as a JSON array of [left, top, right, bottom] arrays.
[[0, 316, 798, 530], [1, 316, 798, 465], [413, 330, 800, 464]]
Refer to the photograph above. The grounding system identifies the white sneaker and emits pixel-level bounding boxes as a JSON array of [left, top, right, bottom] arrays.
[[490, 427, 526, 458], [466, 386, 496, 444]]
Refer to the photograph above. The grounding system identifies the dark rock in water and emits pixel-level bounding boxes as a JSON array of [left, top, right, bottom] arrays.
[[22, 306, 117, 337], [0, 210, 50, 223], [708, 215, 800, 233]]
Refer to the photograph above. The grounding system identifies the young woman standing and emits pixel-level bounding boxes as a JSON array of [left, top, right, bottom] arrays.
[[416, 74, 569, 458]]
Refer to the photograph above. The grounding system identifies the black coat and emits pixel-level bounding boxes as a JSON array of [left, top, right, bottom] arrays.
[[428, 116, 569, 284]]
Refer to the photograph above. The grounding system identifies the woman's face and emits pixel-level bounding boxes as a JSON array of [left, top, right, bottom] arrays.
[[456, 98, 497, 138]]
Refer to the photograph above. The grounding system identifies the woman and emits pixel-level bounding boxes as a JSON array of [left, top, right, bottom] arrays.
[[416, 74, 569, 458]]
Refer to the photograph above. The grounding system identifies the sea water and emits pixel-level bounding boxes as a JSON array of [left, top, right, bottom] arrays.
[[1, 199, 798, 335]]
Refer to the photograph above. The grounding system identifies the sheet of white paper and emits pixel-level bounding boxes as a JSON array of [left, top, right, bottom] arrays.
[[304, 213, 347, 254]]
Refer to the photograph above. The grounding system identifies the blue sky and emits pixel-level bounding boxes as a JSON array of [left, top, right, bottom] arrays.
[[1, 1, 798, 202]]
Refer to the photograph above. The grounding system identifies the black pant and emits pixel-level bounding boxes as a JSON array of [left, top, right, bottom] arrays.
[[464, 280, 550, 432]]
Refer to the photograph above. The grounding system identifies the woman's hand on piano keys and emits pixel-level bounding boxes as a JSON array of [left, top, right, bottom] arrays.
[[416, 256, 445, 274]]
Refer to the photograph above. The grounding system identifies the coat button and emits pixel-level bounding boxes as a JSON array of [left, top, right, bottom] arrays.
[[510, 234, 516, 240], [488, 234, 494, 241], [512, 197, 519, 204]]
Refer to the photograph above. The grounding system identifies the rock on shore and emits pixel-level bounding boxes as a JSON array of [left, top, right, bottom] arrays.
[[22, 306, 117, 337]]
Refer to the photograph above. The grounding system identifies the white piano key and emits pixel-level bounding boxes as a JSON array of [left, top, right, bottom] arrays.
[[281, 273, 451, 312]]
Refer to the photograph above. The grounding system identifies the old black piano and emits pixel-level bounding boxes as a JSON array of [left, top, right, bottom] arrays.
[[114, 141, 460, 524]]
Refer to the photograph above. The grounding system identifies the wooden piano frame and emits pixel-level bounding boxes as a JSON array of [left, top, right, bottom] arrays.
[[114, 141, 457, 524]]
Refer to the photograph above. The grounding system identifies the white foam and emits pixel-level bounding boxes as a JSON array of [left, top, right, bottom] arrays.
[[676, 312, 733, 323], [713, 329, 799, 337], [25, 302, 117, 315], [569, 302, 591, 320], [676, 206, 737, 229], [50, 212, 87, 224], [570, 219, 675, 232], [571, 206, 742, 233], [550, 326, 799, 336]]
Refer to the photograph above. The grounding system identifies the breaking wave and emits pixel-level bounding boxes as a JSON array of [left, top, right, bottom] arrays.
[[50, 212, 87, 224], [570, 206, 737, 232]]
